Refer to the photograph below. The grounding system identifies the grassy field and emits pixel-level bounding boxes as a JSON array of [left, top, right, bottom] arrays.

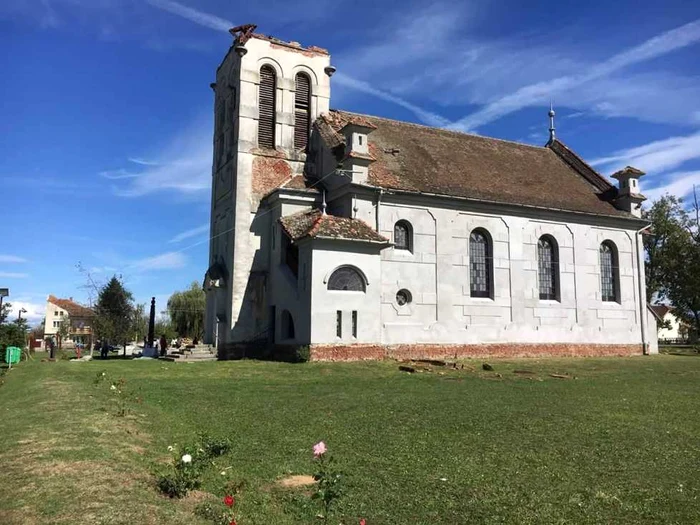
[[1, 354, 699, 524]]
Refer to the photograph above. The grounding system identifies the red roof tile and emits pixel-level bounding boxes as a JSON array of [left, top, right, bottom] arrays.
[[315, 110, 632, 218], [279, 209, 389, 243], [47, 295, 95, 318]]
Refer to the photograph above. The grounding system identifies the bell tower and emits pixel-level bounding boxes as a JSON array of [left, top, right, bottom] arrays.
[[205, 25, 334, 346]]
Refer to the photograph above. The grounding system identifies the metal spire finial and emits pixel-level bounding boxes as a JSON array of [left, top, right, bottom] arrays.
[[548, 101, 556, 143]]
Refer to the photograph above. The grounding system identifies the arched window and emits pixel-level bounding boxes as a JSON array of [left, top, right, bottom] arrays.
[[327, 266, 366, 292], [538, 235, 559, 300], [600, 241, 619, 302], [469, 229, 492, 298], [394, 220, 413, 251], [294, 73, 311, 150], [281, 309, 295, 340], [258, 65, 276, 149]]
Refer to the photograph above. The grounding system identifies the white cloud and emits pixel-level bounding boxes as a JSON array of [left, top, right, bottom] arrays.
[[645, 171, 700, 203], [0, 272, 29, 279], [144, 0, 232, 33], [168, 224, 209, 244], [590, 131, 700, 175], [6, 300, 45, 326], [0, 255, 27, 263], [129, 251, 187, 272], [334, 73, 450, 127], [451, 20, 700, 131], [107, 118, 212, 197]]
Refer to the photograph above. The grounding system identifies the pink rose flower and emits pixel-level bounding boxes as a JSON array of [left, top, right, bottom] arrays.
[[313, 441, 327, 457]]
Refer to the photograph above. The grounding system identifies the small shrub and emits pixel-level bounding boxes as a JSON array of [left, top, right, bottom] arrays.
[[157, 469, 201, 498], [194, 494, 238, 525], [295, 345, 310, 363]]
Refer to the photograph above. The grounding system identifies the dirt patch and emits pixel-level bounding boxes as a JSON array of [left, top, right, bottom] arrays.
[[276, 474, 317, 488]]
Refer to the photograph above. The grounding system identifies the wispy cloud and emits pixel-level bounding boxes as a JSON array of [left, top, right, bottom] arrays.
[[646, 171, 700, 202], [451, 20, 700, 131], [168, 223, 209, 244], [590, 131, 700, 175], [129, 251, 187, 271], [0, 272, 29, 279], [334, 73, 450, 127], [107, 118, 212, 197], [0, 255, 27, 263], [144, 0, 232, 33], [127, 157, 160, 167]]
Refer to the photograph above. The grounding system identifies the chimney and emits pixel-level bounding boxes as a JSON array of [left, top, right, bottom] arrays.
[[611, 166, 646, 218]]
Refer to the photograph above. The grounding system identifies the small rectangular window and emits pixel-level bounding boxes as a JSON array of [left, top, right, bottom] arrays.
[[54, 310, 58, 316], [352, 311, 357, 338], [336, 311, 342, 338], [359, 135, 363, 145]]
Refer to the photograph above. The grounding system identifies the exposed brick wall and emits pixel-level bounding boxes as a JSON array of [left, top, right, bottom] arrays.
[[251, 155, 292, 197], [309, 343, 643, 362]]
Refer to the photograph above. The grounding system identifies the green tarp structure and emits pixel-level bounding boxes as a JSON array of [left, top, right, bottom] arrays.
[[4, 346, 21, 365]]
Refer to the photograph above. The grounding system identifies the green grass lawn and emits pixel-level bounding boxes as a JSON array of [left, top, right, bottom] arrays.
[[1, 355, 699, 524]]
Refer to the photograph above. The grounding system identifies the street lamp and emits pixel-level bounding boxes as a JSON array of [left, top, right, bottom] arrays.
[[17, 308, 27, 322]]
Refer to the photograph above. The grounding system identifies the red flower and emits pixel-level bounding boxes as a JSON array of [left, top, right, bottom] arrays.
[[223, 495, 235, 507], [360, 520, 366, 525], [229, 520, 237, 525]]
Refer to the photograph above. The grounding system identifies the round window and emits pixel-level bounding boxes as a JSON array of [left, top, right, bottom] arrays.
[[396, 289, 412, 306]]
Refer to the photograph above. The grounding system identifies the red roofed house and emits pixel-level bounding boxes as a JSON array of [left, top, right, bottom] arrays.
[[203, 26, 657, 360], [44, 295, 95, 349]]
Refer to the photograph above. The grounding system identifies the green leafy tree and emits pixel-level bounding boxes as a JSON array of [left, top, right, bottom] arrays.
[[131, 303, 148, 343], [95, 276, 134, 356], [56, 315, 71, 352], [646, 188, 700, 340], [155, 319, 178, 342], [0, 303, 29, 354], [167, 282, 205, 339], [643, 195, 689, 302]]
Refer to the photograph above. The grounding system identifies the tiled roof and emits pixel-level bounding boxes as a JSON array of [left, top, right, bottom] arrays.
[[649, 304, 671, 319], [280, 175, 319, 191], [47, 295, 95, 317], [316, 110, 632, 218], [279, 209, 389, 243]]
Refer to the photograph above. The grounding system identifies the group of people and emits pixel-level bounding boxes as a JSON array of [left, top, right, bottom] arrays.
[[142, 335, 170, 357]]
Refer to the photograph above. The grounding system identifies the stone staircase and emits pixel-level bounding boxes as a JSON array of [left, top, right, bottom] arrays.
[[160, 344, 217, 363]]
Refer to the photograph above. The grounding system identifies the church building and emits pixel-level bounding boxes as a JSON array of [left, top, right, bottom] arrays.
[[204, 25, 658, 360]]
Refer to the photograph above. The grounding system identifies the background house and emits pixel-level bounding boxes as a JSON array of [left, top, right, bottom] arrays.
[[650, 305, 690, 343], [43, 295, 94, 348]]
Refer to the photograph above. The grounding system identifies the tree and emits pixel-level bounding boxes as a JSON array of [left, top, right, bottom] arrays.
[[95, 276, 134, 356], [0, 302, 29, 353], [646, 188, 700, 341], [167, 282, 205, 339], [643, 195, 688, 302], [56, 315, 71, 352], [131, 303, 149, 344]]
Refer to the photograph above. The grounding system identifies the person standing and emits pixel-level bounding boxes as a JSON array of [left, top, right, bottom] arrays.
[[159, 334, 167, 357]]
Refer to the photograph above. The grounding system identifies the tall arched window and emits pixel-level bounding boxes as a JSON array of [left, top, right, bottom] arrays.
[[600, 241, 619, 302], [394, 220, 413, 251], [294, 73, 311, 150], [281, 309, 295, 340], [258, 65, 276, 149], [327, 266, 366, 292], [470, 229, 493, 298], [538, 235, 559, 300]]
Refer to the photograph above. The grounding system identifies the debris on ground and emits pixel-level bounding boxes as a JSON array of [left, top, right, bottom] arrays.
[[482, 363, 494, 371]]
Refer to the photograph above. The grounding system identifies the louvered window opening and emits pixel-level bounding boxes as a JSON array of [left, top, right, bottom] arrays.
[[328, 267, 366, 292], [294, 74, 311, 150], [470, 230, 492, 298], [258, 66, 276, 149], [538, 237, 558, 300], [216, 103, 226, 166], [600, 242, 618, 302]]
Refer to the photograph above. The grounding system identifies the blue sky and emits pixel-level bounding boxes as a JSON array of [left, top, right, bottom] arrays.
[[1, 0, 700, 324]]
